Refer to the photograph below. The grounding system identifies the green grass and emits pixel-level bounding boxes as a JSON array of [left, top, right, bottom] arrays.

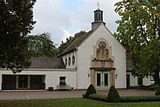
[[0, 98, 160, 107]]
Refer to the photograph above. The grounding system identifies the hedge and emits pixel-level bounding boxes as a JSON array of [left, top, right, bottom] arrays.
[[87, 94, 160, 102], [88, 94, 108, 102], [107, 86, 120, 102], [121, 96, 160, 102]]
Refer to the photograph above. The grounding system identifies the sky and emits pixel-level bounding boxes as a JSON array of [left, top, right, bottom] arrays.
[[31, 0, 120, 45]]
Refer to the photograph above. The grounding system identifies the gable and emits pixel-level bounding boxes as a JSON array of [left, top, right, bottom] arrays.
[[103, 25, 126, 50], [78, 24, 126, 52], [59, 23, 125, 57]]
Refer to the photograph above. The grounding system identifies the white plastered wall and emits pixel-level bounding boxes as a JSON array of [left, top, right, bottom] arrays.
[[77, 24, 126, 89], [0, 69, 77, 90], [127, 72, 138, 86], [127, 72, 154, 86], [0, 74, 1, 90], [143, 77, 154, 86], [62, 51, 77, 69]]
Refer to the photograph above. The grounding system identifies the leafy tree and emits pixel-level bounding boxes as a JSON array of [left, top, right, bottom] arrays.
[[27, 33, 58, 57], [0, 0, 36, 73], [58, 31, 86, 53], [58, 36, 74, 53], [115, 0, 160, 83]]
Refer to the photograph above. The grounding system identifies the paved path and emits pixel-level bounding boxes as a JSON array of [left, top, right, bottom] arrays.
[[0, 89, 155, 100], [98, 89, 155, 96]]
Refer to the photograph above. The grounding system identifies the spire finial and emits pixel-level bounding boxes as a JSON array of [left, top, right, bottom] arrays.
[[97, 2, 99, 9]]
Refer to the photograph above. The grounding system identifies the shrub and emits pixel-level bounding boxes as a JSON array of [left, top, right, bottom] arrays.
[[155, 85, 160, 96], [121, 96, 160, 102], [88, 94, 160, 103], [88, 94, 108, 102], [107, 86, 120, 102], [83, 84, 96, 98], [150, 83, 160, 90]]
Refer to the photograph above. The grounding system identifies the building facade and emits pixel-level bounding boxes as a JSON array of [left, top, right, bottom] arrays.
[[0, 8, 153, 90]]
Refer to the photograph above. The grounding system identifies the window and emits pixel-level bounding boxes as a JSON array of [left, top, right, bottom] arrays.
[[59, 77, 66, 85], [104, 73, 108, 86], [97, 73, 101, 86], [65, 58, 67, 66], [72, 55, 75, 65], [68, 57, 71, 66]]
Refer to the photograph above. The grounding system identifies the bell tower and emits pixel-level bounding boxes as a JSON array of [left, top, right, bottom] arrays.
[[91, 3, 106, 30]]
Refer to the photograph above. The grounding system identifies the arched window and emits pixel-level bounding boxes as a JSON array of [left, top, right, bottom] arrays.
[[72, 55, 75, 65], [68, 57, 71, 66], [65, 58, 67, 66]]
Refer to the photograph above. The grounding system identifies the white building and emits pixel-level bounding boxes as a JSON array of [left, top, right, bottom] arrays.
[[0, 8, 153, 90]]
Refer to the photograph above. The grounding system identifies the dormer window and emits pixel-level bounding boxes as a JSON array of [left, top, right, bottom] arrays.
[[72, 55, 75, 65], [68, 57, 71, 66]]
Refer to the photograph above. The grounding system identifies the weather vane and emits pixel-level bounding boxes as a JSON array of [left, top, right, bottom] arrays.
[[97, 2, 99, 9]]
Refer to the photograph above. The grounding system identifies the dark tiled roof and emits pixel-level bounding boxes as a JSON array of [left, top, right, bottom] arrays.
[[30, 57, 65, 69], [126, 60, 134, 71], [59, 30, 93, 56]]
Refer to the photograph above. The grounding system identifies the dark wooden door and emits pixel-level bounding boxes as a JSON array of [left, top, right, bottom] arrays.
[[126, 74, 130, 89]]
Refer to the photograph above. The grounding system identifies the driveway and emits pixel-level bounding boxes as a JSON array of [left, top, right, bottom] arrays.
[[0, 89, 155, 100]]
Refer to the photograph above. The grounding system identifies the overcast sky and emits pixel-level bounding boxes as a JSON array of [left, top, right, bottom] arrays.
[[31, 0, 120, 45]]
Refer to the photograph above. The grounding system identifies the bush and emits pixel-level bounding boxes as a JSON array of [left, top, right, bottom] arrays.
[[150, 83, 160, 90], [83, 84, 96, 98], [88, 95, 160, 103], [155, 85, 160, 96], [88, 94, 108, 102], [121, 96, 160, 102], [107, 86, 120, 102]]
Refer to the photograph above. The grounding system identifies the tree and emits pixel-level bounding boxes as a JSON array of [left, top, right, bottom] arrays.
[[27, 33, 58, 57], [58, 31, 86, 53], [115, 0, 160, 83], [0, 0, 36, 73], [58, 36, 74, 53]]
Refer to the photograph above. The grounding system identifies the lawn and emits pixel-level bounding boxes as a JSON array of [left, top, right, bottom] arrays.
[[0, 98, 160, 107]]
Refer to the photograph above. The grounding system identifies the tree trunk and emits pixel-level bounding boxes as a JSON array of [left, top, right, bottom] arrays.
[[154, 70, 160, 84]]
